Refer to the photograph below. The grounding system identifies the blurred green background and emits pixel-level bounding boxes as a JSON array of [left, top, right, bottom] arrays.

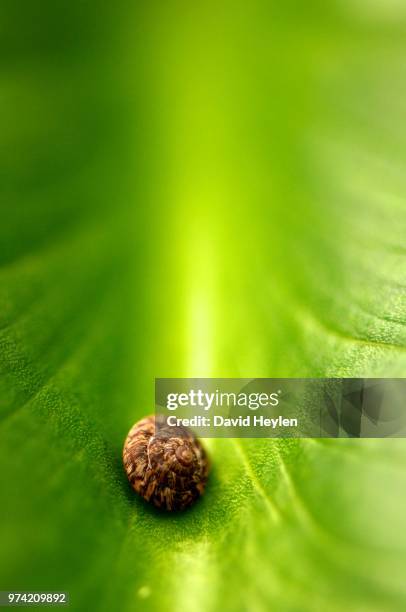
[[0, 1, 405, 611]]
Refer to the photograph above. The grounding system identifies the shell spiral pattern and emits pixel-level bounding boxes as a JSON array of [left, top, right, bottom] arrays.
[[123, 415, 209, 511]]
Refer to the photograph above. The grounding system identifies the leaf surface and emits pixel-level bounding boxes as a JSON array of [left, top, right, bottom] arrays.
[[0, 3, 405, 611]]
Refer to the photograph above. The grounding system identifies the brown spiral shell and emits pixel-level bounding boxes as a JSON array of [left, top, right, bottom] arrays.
[[123, 415, 209, 511]]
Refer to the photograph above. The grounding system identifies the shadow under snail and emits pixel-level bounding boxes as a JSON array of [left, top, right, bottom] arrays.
[[123, 415, 209, 511]]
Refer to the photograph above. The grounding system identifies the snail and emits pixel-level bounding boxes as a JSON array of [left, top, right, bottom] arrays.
[[123, 415, 209, 511]]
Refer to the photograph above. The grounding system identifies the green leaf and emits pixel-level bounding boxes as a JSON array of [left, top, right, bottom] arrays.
[[0, 2, 405, 612]]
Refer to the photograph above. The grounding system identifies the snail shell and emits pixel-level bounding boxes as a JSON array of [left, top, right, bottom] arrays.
[[123, 415, 209, 511]]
